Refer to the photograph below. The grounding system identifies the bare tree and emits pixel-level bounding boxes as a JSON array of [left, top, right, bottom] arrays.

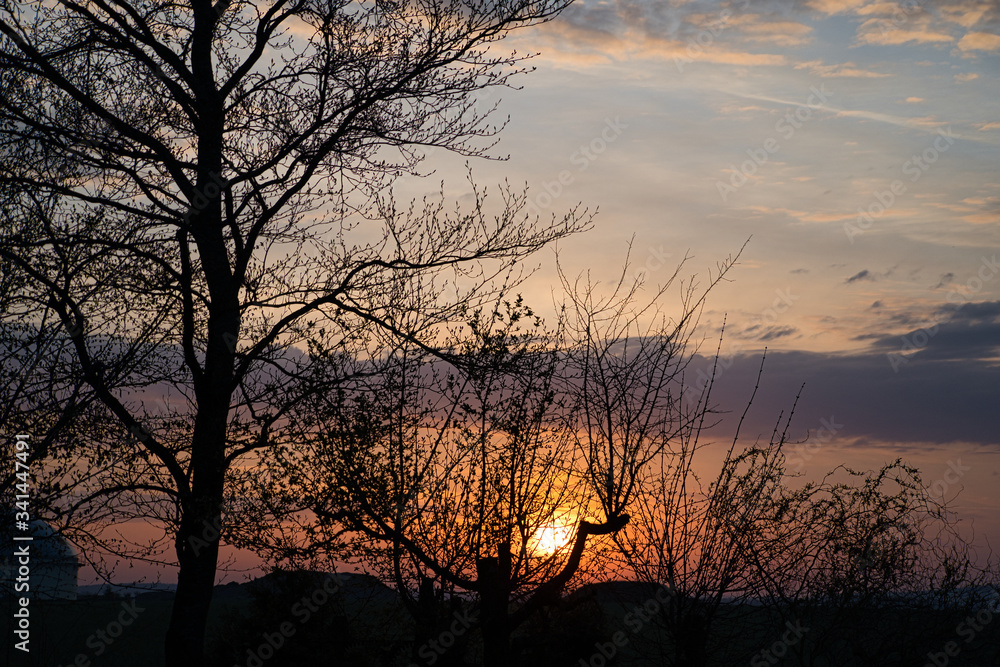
[[602, 335, 791, 666], [617, 352, 998, 666], [244, 250, 738, 667], [740, 459, 999, 665], [0, 0, 586, 662], [251, 296, 602, 667]]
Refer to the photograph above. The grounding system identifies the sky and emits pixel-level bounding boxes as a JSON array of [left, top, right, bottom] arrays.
[[76, 0, 1000, 586], [390, 0, 1000, 562]]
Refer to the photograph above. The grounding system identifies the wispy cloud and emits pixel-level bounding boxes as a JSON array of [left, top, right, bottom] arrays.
[[856, 22, 955, 46], [734, 17, 815, 47], [804, 0, 868, 15], [795, 59, 891, 78]]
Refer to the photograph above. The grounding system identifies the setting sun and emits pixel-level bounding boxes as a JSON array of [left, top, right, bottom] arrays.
[[532, 522, 575, 556]]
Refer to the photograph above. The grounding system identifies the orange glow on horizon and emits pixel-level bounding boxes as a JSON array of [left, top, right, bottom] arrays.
[[531, 520, 575, 556]]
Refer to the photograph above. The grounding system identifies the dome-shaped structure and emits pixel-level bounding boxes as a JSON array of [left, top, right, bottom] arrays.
[[1, 518, 81, 600]]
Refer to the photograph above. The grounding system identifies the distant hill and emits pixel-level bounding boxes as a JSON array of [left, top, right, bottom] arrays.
[[79, 581, 177, 598], [568, 579, 671, 606], [79, 569, 399, 601]]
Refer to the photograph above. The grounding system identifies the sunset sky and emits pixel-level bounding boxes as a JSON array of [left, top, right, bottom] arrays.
[[391, 0, 1000, 562], [78, 0, 1000, 587]]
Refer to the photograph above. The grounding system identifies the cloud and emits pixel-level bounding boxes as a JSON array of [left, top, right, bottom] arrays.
[[805, 0, 869, 15], [758, 325, 799, 341], [536, 11, 789, 67], [933, 272, 957, 289], [745, 206, 852, 224], [978, 122, 1000, 131], [958, 30, 1000, 52], [819, 107, 968, 138], [856, 23, 956, 46], [850, 4, 959, 46], [639, 37, 787, 66], [536, 2, 801, 68], [735, 18, 815, 47], [799, 0, 998, 55], [846, 269, 875, 283], [962, 212, 1000, 224], [941, 300, 1000, 320], [955, 72, 980, 82], [795, 59, 890, 78], [939, 1, 993, 28], [737, 322, 800, 341], [956, 195, 1000, 224], [692, 348, 1000, 447], [902, 96, 925, 103], [865, 300, 1000, 362]]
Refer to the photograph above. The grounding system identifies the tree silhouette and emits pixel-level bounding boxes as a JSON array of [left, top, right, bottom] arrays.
[[242, 252, 737, 666], [601, 333, 789, 666], [0, 0, 583, 663], [737, 459, 998, 665], [616, 356, 998, 666]]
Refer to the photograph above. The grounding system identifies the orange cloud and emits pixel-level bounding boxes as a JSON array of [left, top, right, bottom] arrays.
[[805, 0, 869, 15], [736, 19, 815, 47], [534, 22, 787, 68], [958, 31, 1000, 52], [939, 2, 991, 28], [856, 22, 955, 46], [962, 212, 1000, 224], [643, 36, 787, 66], [795, 59, 890, 78], [744, 206, 852, 224]]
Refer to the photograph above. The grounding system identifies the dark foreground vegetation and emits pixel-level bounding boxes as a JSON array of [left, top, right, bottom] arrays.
[[3, 573, 998, 667]]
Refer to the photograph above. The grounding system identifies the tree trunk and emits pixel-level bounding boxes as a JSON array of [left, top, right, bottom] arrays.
[[670, 600, 709, 667], [478, 543, 512, 667], [163, 216, 236, 666], [165, 498, 222, 667], [411, 577, 439, 663], [164, 389, 229, 667]]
